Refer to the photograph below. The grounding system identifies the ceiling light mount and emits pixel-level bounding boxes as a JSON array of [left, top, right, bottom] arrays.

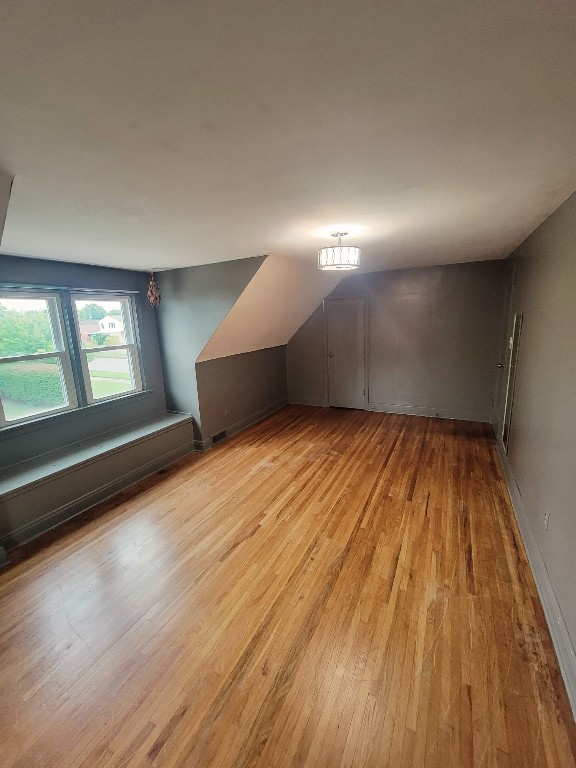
[[318, 231, 360, 271]]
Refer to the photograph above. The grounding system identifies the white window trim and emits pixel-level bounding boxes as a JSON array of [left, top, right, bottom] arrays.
[[0, 291, 77, 427], [71, 293, 143, 405]]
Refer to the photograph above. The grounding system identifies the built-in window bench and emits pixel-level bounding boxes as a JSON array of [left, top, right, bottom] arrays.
[[0, 412, 195, 559]]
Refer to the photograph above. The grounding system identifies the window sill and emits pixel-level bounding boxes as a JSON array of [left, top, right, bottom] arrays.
[[0, 389, 157, 438]]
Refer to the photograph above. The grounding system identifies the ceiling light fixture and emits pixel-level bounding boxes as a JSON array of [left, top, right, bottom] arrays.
[[317, 232, 360, 271]]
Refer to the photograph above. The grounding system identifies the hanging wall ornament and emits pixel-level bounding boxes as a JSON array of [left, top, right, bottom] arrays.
[[147, 271, 161, 307]]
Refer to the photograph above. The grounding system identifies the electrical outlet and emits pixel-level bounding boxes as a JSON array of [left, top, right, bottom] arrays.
[[543, 510, 550, 530]]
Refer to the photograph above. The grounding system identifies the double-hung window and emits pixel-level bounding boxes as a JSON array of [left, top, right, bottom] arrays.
[[0, 292, 77, 425], [0, 289, 144, 427], [71, 294, 142, 403]]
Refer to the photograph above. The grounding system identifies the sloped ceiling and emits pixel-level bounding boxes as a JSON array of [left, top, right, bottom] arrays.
[[157, 256, 264, 414], [197, 256, 342, 361]]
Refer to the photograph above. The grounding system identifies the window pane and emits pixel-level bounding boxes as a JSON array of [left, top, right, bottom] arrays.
[[0, 298, 57, 358], [74, 299, 128, 348], [0, 358, 68, 421], [87, 348, 135, 400]]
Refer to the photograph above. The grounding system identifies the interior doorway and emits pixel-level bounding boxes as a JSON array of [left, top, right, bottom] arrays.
[[325, 297, 366, 410]]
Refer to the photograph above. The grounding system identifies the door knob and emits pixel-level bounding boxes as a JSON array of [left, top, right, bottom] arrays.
[[328, 352, 334, 358], [497, 363, 504, 368]]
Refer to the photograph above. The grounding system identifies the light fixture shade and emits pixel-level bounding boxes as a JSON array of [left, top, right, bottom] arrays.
[[318, 244, 361, 270]]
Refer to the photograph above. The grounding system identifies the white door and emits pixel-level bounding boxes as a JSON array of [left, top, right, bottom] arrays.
[[325, 298, 366, 409]]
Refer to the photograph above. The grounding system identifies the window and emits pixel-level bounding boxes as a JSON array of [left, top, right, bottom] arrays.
[[0, 289, 144, 427], [0, 293, 77, 425], [72, 295, 142, 403]]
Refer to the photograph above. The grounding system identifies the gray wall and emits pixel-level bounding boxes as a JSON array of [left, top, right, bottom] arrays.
[[288, 260, 506, 422], [504, 190, 576, 654], [196, 346, 287, 442], [0, 253, 167, 468], [156, 256, 264, 437], [287, 305, 326, 406]]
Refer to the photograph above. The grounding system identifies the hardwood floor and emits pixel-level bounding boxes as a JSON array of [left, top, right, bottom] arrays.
[[1, 406, 575, 768]]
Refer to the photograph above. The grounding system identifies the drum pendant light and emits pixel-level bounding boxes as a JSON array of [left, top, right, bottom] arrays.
[[317, 232, 360, 271]]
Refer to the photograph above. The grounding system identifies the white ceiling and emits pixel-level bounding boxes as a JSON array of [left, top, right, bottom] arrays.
[[1, 1, 576, 274]]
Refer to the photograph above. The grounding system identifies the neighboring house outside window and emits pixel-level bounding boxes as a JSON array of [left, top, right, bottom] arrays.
[[72, 296, 141, 404], [0, 289, 143, 427], [0, 292, 77, 425], [97, 315, 124, 334], [79, 320, 100, 343]]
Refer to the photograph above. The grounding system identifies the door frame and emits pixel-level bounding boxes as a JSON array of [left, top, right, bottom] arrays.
[[323, 295, 370, 410], [492, 264, 514, 433], [501, 311, 523, 452]]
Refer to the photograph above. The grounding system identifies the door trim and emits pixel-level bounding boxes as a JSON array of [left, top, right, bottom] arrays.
[[501, 312, 523, 452], [323, 295, 369, 410]]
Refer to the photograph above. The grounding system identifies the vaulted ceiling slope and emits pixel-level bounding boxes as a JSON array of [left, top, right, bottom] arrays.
[[157, 257, 264, 417], [198, 257, 342, 361]]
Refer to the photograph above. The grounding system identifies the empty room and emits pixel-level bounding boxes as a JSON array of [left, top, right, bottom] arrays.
[[0, 2, 575, 767]]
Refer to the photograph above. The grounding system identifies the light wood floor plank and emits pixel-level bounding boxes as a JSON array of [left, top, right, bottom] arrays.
[[0, 406, 575, 767]]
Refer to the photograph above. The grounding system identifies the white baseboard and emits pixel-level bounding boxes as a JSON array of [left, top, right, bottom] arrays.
[[495, 441, 576, 719]]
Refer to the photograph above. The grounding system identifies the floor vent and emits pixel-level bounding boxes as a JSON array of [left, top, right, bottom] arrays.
[[212, 430, 226, 445]]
